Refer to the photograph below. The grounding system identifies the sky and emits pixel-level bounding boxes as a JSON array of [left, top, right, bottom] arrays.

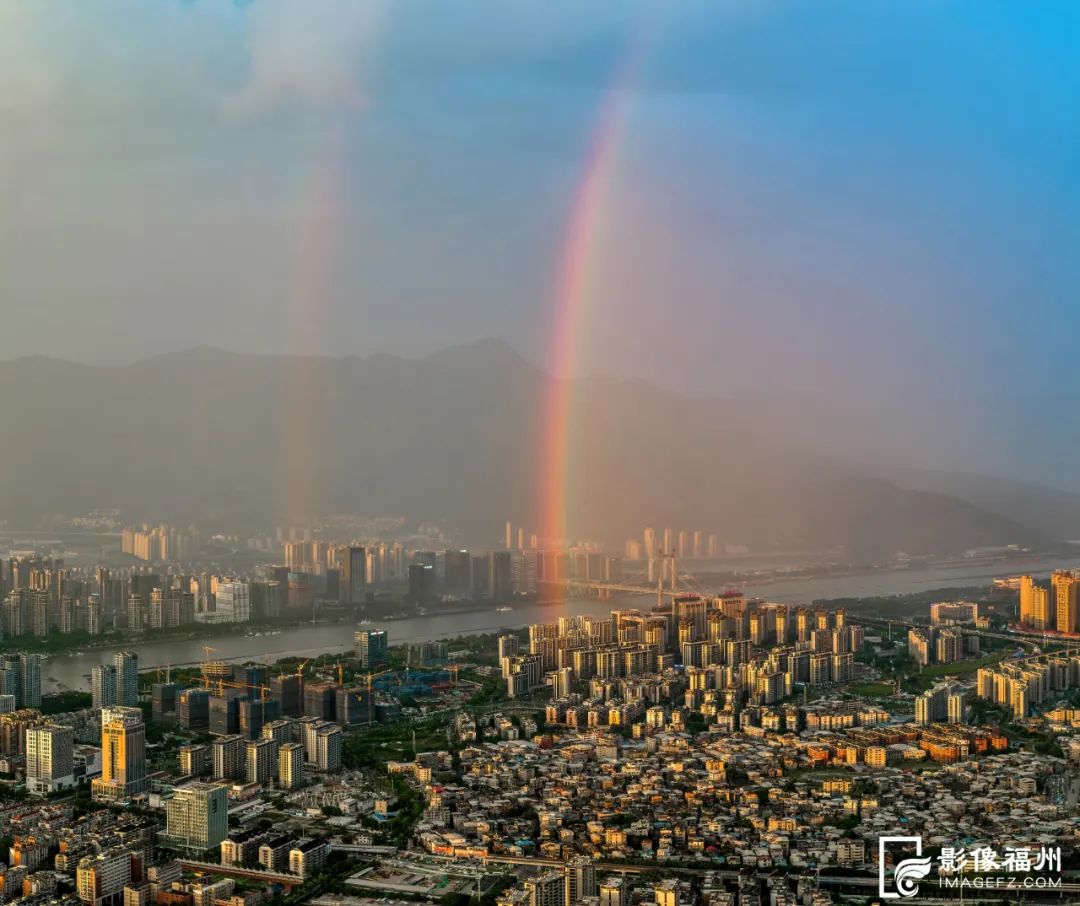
[[2, 0, 1079, 408]]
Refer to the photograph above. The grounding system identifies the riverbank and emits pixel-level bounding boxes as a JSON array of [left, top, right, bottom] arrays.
[[31, 551, 1061, 693], [17, 597, 522, 660]]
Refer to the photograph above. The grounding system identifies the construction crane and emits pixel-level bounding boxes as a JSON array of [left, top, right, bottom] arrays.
[[200, 646, 231, 690], [215, 679, 275, 729], [207, 676, 273, 698], [219, 679, 272, 697], [365, 668, 396, 724]]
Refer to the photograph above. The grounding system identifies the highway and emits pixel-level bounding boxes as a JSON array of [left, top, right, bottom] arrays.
[[176, 859, 303, 890], [472, 854, 1080, 898]]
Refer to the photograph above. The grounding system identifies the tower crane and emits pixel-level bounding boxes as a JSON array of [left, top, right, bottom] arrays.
[[364, 668, 396, 724]]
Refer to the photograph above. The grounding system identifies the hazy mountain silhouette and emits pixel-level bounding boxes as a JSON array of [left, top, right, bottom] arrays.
[[0, 340, 1050, 556]]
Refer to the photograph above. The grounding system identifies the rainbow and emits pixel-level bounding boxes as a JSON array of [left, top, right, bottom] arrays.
[[278, 124, 348, 527], [536, 48, 643, 553]]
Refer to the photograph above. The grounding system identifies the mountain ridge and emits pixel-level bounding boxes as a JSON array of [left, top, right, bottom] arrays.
[[0, 341, 1053, 555]]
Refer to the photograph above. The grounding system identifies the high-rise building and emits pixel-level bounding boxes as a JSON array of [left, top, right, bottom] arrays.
[[179, 744, 210, 777], [152, 683, 182, 724], [289, 839, 330, 880], [1019, 575, 1054, 630], [302, 683, 335, 721], [261, 718, 293, 748], [564, 857, 596, 905], [343, 546, 366, 604], [599, 877, 629, 906], [77, 850, 140, 906], [209, 693, 241, 737], [164, 782, 228, 851], [18, 656, 41, 712], [408, 564, 435, 605], [178, 689, 210, 732], [277, 742, 303, 789], [314, 724, 343, 772], [271, 674, 301, 718], [443, 550, 471, 598], [92, 711, 147, 801], [1053, 570, 1080, 634], [114, 652, 139, 707], [246, 738, 276, 784], [211, 735, 246, 781], [916, 684, 952, 725], [354, 629, 389, 669], [643, 527, 656, 562], [523, 870, 564, 906], [489, 551, 514, 601], [91, 660, 117, 712], [947, 689, 968, 724], [215, 583, 250, 623], [26, 724, 75, 795]]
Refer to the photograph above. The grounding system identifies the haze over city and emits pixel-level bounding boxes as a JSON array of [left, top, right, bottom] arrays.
[[5, 2, 1080, 548]]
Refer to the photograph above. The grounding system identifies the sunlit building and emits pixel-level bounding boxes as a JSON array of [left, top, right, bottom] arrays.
[[92, 710, 147, 802], [1019, 574, 1053, 630], [1053, 570, 1080, 634]]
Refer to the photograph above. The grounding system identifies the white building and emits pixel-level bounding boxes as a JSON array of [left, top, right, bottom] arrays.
[[211, 582, 250, 624], [164, 782, 228, 851], [26, 724, 75, 795]]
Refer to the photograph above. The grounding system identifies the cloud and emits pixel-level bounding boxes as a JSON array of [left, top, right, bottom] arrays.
[[0, 0, 386, 125], [221, 0, 387, 120]]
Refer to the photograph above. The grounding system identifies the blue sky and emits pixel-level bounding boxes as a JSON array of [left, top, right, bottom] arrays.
[[1, 0, 1079, 406]]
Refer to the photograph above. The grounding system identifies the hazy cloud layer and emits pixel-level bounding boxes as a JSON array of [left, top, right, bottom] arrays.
[[2, 0, 1079, 419]]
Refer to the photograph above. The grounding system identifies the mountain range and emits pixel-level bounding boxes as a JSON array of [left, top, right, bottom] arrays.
[[0, 339, 1074, 557]]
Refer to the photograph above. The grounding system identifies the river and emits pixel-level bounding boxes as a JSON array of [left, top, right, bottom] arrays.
[[38, 553, 1080, 692]]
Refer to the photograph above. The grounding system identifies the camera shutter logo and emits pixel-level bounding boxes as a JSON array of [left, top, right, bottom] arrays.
[[880, 835, 933, 899]]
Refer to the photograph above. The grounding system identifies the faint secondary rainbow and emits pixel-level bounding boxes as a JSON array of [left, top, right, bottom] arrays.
[[536, 46, 644, 553], [277, 124, 349, 528]]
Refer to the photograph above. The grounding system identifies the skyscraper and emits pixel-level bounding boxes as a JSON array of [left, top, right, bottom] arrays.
[[92, 710, 147, 801], [408, 564, 435, 605], [443, 550, 471, 598], [114, 651, 138, 707], [354, 629, 388, 669], [343, 545, 366, 604], [1052, 570, 1080, 634], [489, 551, 514, 602], [91, 665, 118, 710], [1019, 575, 1054, 630], [20, 654, 41, 709]]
